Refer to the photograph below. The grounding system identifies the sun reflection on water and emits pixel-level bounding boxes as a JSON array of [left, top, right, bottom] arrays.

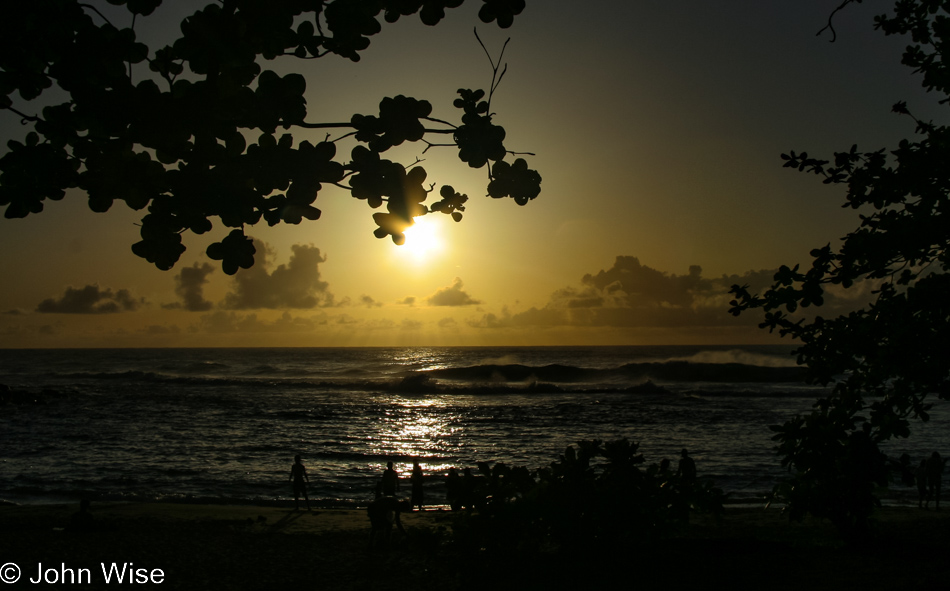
[[367, 395, 462, 473]]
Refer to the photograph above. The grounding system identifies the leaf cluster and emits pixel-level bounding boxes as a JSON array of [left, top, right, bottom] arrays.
[[0, 0, 540, 273]]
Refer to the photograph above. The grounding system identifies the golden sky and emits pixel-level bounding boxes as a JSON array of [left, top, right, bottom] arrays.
[[0, 1, 940, 347]]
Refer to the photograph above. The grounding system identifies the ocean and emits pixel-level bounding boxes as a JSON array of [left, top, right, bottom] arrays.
[[1, 345, 946, 508]]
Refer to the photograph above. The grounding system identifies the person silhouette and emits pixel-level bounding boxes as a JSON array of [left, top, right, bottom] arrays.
[[677, 449, 697, 483], [461, 467, 476, 510], [367, 496, 411, 549], [410, 461, 424, 511], [290, 454, 311, 510], [382, 461, 399, 497], [926, 451, 945, 510], [446, 467, 462, 511], [66, 499, 96, 533], [916, 458, 929, 509]]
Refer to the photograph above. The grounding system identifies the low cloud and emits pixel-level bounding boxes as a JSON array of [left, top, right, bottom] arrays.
[[194, 311, 326, 333], [37, 285, 144, 314], [467, 310, 510, 329], [397, 296, 417, 306], [222, 242, 336, 310], [472, 256, 870, 331], [427, 278, 481, 307], [360, 295, 383, 308], [141, 324, 181, 334], [163, 263, 214, 311]]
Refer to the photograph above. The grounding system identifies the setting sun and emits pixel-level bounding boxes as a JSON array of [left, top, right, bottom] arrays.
[[399, 214, 445, 264]]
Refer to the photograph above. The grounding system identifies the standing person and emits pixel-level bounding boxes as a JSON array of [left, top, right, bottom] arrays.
[[677, 449, 697, 484], [461, 467, 476, 510], [926, 451, 945, 510], [382, 461, 400, 497], [446, 468, 462, 511], [674, 449, 697, 523], [410, 461, 425, 511], [290, 454, 311, 511], [916, 458, 929, 509]]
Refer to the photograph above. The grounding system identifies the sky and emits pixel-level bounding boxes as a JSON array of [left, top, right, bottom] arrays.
[[0, 0, 942, 348]]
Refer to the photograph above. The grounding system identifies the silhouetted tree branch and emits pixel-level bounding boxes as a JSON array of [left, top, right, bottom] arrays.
[[730, 0, 950, 539], [0, 0, 539, 274]]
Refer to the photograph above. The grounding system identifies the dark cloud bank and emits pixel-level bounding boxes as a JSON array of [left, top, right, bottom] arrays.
[[222, 242, 336, 310], [36, 285, 144, 314], [469, 256, 865, 330]]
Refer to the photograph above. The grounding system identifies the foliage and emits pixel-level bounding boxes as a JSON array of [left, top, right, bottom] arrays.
[[730, 0, 950, 538], [0, 0, 540, 273], [451, 439, 724, 553]]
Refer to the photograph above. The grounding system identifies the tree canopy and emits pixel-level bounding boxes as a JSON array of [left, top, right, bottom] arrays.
[[0, 0, 540, 274], [729, 0, 950, 537]]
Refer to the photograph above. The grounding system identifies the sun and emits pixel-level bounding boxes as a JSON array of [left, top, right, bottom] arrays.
[[399, 214, 445, 264]]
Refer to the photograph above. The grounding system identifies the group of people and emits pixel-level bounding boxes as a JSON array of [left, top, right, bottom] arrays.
[[292, 448, 944, 514], [375, 461, 426, 509], [290, 451, 703, 512], [290, 457, 429, 512]]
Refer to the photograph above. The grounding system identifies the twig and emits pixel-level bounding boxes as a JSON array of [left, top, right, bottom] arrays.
[[422, 140, 456, 154], [817, 0, 859, 42], [474, 28, 510, 111], [2, 106, 41, 124], [424, 116, 457, 129], [79, 3, 113, 26]]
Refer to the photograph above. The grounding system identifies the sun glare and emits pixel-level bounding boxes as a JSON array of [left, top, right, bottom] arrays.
[[399, 214, 445, 264]]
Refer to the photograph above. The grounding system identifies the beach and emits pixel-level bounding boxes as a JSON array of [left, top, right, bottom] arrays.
[[2, 501, 948, 590]]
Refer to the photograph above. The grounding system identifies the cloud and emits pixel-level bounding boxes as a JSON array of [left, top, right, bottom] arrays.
[[438, 317, 457, 329], [3, 309, 25, 315], [36, 285, 144, 314], [360, 295, 383, 308], [467, 310, 511, 329], [163, 263, 214, 311], [426, 278, 481, 307], [194, 311, 326, 333], [222, 242, 335, 309], [474, 256, 871, 331], [141, 324, 181, 334], [397, 296, 417, 306], [401, 319, 423, 330]]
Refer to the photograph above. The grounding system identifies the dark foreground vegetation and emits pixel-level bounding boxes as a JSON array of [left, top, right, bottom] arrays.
[[2, 438, 947, 590], [2, 501, 948, 591]]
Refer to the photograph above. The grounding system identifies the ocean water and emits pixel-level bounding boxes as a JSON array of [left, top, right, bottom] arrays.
[[0, 345, 946, 507]]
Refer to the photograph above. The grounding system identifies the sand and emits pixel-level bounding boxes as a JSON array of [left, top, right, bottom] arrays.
[[1, 502, 948, 590]]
